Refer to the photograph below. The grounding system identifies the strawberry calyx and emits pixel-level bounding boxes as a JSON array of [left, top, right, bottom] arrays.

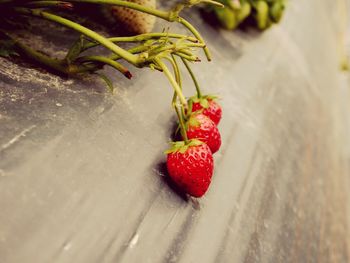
[[188, 94, 219, 110], [165, 139, 203, 154], [186, 113, 201, 129], [174, 112, 201, 137]]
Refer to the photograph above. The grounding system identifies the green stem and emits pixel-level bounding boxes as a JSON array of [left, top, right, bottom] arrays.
[[14, 8, 139, 65], [77, 56, 131, 78], [164, 57, 180, 89], [82, 33, 198, 50], [174, 52, 199, 62], [167, 55, 188, 143], [181, 58, 202, 98], [25, 1, 73, 8], [148, 42, 204, 57], [67, 0, 169, 19], [170, 54, 182, 88], [155, 57, 187, 106], [2, 32, 69, 73], [62, 0, 211, 60], [179, 17, 211, 61], [175, 104, 188, 143], [108, 45, 148, 60]]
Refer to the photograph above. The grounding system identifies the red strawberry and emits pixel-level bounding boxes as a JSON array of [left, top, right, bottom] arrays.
[[166, 140, 214, 197], [189, 95, 222, 125], [186, 113, 221, 153]]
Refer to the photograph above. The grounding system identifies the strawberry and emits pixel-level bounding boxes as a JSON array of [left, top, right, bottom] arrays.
[[108, 0, 156, 34], [189, 95, 222, 125], [166, 140, 214, 197], [186, 113, 221, 153]]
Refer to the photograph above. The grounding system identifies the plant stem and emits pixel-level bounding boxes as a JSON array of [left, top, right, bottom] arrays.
[[181, 58, 202, 98], [155, 57, 187, 106], [108, 45, 148, 60], [82, 33, 198, 50], [175, 104, 188, 143], [2, 32, 69, 73], [25, 1, 73, 9], [77, 55, 131, 78], [67, 0, 169, 19], [178, 17, 211, 61], [14, 8, 140, 65], [175, 52, 199, 62], [62, 0, 211, 60], [170, 54, 182, 88], [147, 42, 204, 58]]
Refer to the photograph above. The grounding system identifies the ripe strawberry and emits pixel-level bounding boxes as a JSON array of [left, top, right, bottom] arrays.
[[188, 95, 222, 125], [166, 140, 214, 197], [186, 113, 221, 153], [108, 0, 156, 34]]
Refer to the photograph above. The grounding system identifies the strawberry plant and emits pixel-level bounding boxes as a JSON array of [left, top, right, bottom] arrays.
[[0, 0, 222, 90], [163, 49, 223, 197], [0, 0, 224, 198]]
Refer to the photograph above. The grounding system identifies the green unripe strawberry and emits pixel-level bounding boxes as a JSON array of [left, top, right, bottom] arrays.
[[255, 1, 269, 30], [270, 0, 285, 23], [214, 6, 238, 30], [237, 2, 251, 23]]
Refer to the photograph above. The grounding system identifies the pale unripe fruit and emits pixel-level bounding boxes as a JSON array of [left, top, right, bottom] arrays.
[[109, 0, 156, 34]]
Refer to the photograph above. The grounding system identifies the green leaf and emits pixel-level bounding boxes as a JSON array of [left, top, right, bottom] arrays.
[[95, 72, 114, 92], [65, 35, 85, 63]]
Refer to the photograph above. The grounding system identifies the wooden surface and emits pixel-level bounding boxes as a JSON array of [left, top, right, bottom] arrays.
[[1, 0, 350, 262]]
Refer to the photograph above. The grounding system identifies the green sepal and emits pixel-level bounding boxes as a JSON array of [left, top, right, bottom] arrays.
[[164, 139, 204, 154], [183, 113, 201, 131], [65, 35, 86, 64], [95, 72, 114, 92], [187, 94, 219, 111], [199, 98, 209, 108]]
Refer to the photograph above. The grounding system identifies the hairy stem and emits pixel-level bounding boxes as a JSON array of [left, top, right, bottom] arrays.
[[181, 58, 202, 98], [82, 33, 198, 51], [77, 55, 132, 78], [179, 18, 211, 61], [67, 0, 169, 19], [175, 104, 188, 143], [14, 8, 140, 65], [155, 57, 187, 106]]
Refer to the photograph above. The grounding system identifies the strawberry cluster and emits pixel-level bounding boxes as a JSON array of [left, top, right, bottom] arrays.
[[165, 60, 223, 198], [210, 0, 286, 31], [0, 0, 225, 198]]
